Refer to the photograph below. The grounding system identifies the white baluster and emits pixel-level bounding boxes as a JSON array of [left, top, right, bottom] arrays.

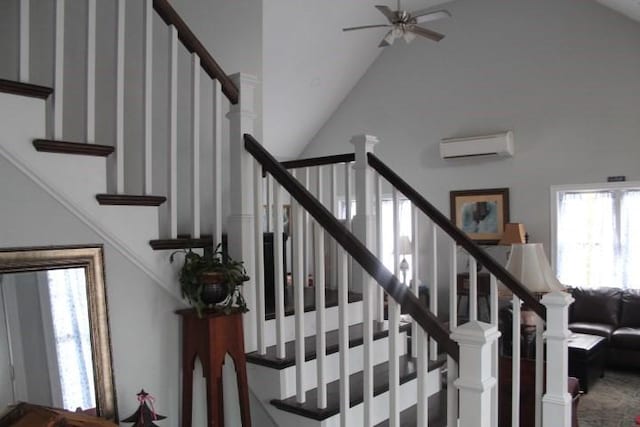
[[253, 161, 265, 355], [389, 297, 400, 427], [142, 0, 152, 190], [429, 220, 438, 360], [303, 168, 311, 290], [417, 328, 429, 427], [191, 54, 201, 238], [329, 164, 337, 289], [86, 0, 96, 143], [512, 295, 521, 427], [212, 80, 222, 244], [469, 258, 478, 322], [542, 292, 573, 427], [411, 205, 419, 359], [273, 183, 286, 359], [338, 246, 350, 427], [19, 0, 29, 82], [393, 188, 400, 279], [315, 166, 327, 409], [452, 321, 500, 427], [447, 356, 459, 427], [535, 314, 543, 427], [375, 173, 384, 323], [450, 240, 458, 330], [53, 0, 64, 140], [115, 0, 125, 193], [168, 26, 178, 238], [448, 239, 459, 427], [265, 175, 272, 233], [490, 274, 499, 427], [292, 171, 306, 403]]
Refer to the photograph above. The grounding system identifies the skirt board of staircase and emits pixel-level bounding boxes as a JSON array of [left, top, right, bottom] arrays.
[[0, 78, 53, 99]]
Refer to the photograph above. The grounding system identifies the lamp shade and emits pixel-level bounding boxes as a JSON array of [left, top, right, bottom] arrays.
[[505, 243, 564, 293], [398, 236, 412, 255], [499, 223, 527, 245]]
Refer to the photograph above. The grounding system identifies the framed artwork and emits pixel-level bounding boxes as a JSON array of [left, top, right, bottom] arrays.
[[450, 188, 510, 244]]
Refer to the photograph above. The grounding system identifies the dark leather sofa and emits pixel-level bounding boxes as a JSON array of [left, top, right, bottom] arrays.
[[568, 287, 640, 369]]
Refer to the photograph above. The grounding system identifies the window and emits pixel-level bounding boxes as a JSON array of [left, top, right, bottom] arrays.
[[552, 184, 640, 289], [339, 197, 413, 284]]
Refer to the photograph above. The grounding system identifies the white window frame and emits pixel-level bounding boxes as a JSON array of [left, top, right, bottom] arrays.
[[550, 180, 640, 275]]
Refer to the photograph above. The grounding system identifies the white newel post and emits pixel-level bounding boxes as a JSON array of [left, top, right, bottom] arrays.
[[227, 73, 258, 352], [350, 134, 378, 426], [542, 291, 573, 427], [451, 321, 500, 427]]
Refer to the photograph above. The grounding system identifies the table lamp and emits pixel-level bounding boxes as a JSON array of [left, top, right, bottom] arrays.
[[398, 235, 412, 286]]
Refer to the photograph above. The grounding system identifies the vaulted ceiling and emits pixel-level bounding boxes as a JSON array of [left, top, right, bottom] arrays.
[[261, 0, 640, 159]]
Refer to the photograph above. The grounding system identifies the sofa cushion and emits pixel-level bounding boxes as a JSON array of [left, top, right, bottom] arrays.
[[619, 289, 640, 327], [570, 287, 622, 326], [569, 322, 615, 341], [611, 327, 640, 351]]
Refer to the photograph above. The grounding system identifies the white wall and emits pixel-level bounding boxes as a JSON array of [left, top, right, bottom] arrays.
[[0, 154, 183, 424], [301, 0, 640, 311]]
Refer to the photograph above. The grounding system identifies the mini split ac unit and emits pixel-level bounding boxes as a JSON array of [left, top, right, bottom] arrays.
[[440, 131, 514, 159]]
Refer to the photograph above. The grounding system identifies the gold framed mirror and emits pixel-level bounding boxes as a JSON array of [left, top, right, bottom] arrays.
[[0, 245, 117, 421]]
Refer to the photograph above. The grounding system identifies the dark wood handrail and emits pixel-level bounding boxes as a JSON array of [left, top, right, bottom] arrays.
[[281, 153, 355, 170], [245, 134, 459, 361], [367, 153, 545, 319], [153, 0, 239, 104]]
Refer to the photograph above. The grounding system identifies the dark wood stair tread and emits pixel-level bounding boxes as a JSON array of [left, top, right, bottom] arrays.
[[246, 321, 411, 369], [96, 194, 166, 206], [149, 235, 214, 250], [373, 389, 447, 427], [33, 139, 114, 157], [265, 287, 362, 321], [0, 79, 53, 99], [270, 355, 446, 421]]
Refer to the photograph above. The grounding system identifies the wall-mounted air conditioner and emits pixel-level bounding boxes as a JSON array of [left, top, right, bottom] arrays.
[[440, 131, 514, 159]]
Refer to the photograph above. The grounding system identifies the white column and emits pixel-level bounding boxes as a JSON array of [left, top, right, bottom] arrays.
[[350, 134, 378, 427], [227, 73, 259, 352], [541, 292, 573, 427], [451, 321, 500, 427]]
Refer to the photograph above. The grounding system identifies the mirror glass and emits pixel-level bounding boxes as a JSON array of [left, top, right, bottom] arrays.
[[0, 246, 117, 420]]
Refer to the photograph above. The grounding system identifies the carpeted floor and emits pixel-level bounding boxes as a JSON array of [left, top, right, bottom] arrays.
[[579, 369, 640, 427]]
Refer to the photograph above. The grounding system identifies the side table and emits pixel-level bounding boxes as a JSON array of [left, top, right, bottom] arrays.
[[177, 308, 251, 427]]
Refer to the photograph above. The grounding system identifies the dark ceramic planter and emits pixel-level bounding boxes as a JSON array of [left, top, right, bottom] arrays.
[[200, 272, 228, 305]]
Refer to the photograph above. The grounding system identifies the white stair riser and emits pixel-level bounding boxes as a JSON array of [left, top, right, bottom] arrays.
[[263, 301, 363, 347], [248, 329, 407, 400], [265, 369, 441, 427]]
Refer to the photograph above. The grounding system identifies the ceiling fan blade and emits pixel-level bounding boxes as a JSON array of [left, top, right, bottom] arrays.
[[409, 25, 445, 42], [378, 29, 394, 47], [343, 24, 391, 32], [375, 5, 397, 23], [412, 9, 452, 24]]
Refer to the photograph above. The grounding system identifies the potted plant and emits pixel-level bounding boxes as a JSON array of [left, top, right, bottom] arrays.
[[170, 244, 249, 316]]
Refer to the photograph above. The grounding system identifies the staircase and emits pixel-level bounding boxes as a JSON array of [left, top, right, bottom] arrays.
[[0, 1, 575, 426]]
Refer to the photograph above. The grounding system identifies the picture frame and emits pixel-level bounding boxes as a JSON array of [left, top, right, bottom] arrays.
[[450, 188, 510, 245]]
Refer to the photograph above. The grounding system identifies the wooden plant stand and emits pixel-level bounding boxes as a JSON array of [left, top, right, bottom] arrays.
[[177, 308, 251, 427]]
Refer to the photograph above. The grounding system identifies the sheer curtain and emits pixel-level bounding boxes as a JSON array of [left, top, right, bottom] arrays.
[[621, 191, 640, 289], [47, 268, 95, 411], [557, 191, 616, 288]]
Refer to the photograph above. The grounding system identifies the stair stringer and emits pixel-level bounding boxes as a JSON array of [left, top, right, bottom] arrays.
[[0, 92, 181, 299]]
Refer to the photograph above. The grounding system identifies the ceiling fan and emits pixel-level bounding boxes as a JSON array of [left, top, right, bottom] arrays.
[[343, 1, 451, 47]]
